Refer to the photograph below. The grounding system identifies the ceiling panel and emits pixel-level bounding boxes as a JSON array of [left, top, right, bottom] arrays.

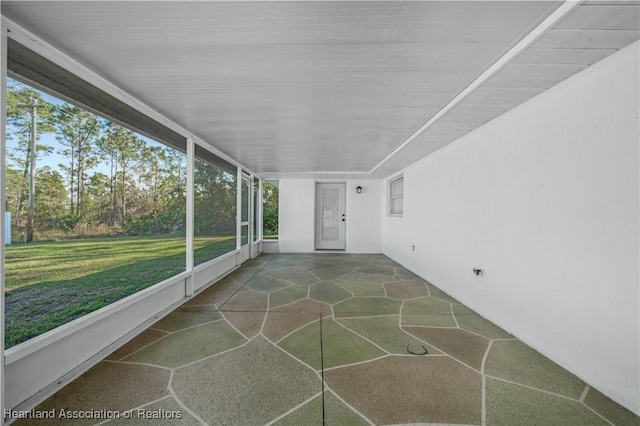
[[496, 63, 588, 79], [370, 1, 639, 179], [2, 1, 638, 179], [512, 48, 616, 65], [482, 77, 566, 90], [555, 3, 640, 29], [467, 87, 543, 104], [532, 28, 640, 49]]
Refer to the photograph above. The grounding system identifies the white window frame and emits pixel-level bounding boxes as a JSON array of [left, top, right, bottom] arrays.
[[388, 175, 404, 217]]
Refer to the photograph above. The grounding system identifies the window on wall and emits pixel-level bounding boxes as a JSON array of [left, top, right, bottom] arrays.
[[389, 175, 404, 216], [263, 180, 279, 239], [193, 146, 237, 266], [4, 77, 187, 349]]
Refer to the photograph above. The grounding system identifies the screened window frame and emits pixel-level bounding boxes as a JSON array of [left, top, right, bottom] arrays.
[[253, 177, 259, 243], [262, 180, 279, 240], [192, 145, 239, 266], [240, 174, 251, 247], [388, 175, 404, 217], [2, 70, 191, 348]]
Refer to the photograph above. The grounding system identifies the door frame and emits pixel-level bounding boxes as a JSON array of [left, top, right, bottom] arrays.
[[315, 182, 346, 250], [238, 174, 252, 263]]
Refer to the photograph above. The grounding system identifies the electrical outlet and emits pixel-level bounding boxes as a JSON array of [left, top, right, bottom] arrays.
[[411, 245, 415, 251]]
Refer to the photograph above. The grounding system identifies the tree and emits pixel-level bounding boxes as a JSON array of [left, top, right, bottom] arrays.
[[5, 80, 54, 236], [34, 166, 68, 229], [115, 131, 145, 224], [6, 79, 194, 239], [194, 160, 237, 236], [140, 145, 167, 211], [96, 123, 121, 226], [163, 149, 187, 210], [263, 181, 279, 237], [128, 147, 187, 236], [97, 124, 145, 225], [84, 172, 112, 225], [5, 168, 23, 238], [54, 104, 101, 220]]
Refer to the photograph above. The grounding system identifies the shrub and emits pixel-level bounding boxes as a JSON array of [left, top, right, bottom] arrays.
[[124, 209, 185, 236]]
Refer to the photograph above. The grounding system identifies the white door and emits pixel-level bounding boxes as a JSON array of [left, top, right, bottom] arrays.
[[315, 182, 346, 250]]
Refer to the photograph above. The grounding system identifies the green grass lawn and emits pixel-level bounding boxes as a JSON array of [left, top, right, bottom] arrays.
[[5, 235, 236, 348]]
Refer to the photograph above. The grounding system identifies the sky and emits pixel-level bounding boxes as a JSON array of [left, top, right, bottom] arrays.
[[6, 78, 66, 171], [5, 77, 168, 176]]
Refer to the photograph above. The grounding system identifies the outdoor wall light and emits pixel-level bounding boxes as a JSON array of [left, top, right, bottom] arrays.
[[356, 186, 363, 194]]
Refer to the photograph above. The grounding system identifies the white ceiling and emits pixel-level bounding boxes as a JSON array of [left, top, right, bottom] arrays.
[[2, 1, 639, 179]]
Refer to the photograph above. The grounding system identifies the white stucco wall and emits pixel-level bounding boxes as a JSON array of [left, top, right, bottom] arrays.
[[346, 180, 383, 253], [278, 179, 383, 253], [382, 42, 640, 414], [278, 179, 316, 253]]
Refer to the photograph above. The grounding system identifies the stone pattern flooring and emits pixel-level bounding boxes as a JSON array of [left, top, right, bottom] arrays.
[[14, 254, 640, 425]]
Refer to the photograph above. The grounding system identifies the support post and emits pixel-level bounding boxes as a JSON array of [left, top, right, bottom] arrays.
[[185, 138, 194, 296], [1, 23, 8, 426], [236, 167, 242, 260], [26, 101, 37, 243], [258, 178, 263, 242]]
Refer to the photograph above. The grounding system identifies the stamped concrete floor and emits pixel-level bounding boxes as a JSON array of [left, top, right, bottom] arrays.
[[16, 254, 639, 426]]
